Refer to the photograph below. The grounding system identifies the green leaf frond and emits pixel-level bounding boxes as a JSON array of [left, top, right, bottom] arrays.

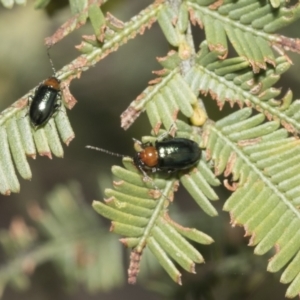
[[45, 1, 162, 91], [93, 127, 219, 284], [45, 0, 110, 46], [121, 41, 295, 134], [0, 181, 123, 296], [186, 42, 300, 133], [122, 66, 199, 131], [187, 0, 300, 71], [0, 102, 74, 195], [4, 0, 299, 195], [0, 1, 164, 196], [202, 108, 300, 298], [74, 2, 162, 60], [2, 0, 300, 295], [121, 49, 202, 131]]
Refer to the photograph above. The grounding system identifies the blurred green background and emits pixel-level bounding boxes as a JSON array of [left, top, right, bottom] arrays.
[[0, 1, 300, 299]]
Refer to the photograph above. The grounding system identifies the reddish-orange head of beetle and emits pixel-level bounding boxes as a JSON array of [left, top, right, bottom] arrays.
[[139, 146, 158, 167], [44, 76, 60, 90]]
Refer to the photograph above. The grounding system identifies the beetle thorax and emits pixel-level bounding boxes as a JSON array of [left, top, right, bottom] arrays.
[[44, 77, 60, 90]]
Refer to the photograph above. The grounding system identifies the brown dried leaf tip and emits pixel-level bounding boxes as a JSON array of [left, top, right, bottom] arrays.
[[44, 0, 101, 47], [121, 105, 142, 130], [188, 8, 203, 28], [277, 36, 300, 54], [224, 152, 236, 178], [128, 249, 142, 284], [209, 0, 223, 10], [106, 12, 124, 31], [61, 79, 78, 110], [65, 133, 75, 147], [45, 15, 83, 47], [223, 179, 238, 192]]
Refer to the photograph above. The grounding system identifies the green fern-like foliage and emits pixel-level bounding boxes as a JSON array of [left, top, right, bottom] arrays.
[[87, 1, 300, 297], [0, 104, 74, 195], [203, 108, 300, 298], [0, 0, 160, 195], [186, 43, 298, 133], [0, 181, 124, 295], [1, 0, 300, 298], [93, 126, 218, 284], [187, 0, 300, 71]]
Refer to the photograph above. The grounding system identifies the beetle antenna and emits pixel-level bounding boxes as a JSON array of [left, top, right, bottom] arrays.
[[86, 145, 128, 158], [46, 48, 57, 76], [86, 145, 172, 202]]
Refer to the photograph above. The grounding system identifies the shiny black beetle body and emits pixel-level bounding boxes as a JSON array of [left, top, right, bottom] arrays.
[[134, 137, 201, 173], [29, 76, 61, 127]]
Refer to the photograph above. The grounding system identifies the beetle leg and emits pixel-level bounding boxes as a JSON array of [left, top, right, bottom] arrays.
[[57, 91, 62, 99], [28, 95, 33, 106], [54, 99, 67, 116], [54, 92, 63, 112], [138, 165, 152, 183], [28, 85, 40, 107], [157, 123, 177, 141], [23, 95, 34, 119], [54, 101, 61, 112], [55, 91, 62, 109]]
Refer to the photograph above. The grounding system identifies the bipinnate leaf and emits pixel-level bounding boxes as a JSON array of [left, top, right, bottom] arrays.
[[92, 130, 218, 284], [0, 103, 74, 195], [188, 1, 300, 70], [203, 108, 300, 298]]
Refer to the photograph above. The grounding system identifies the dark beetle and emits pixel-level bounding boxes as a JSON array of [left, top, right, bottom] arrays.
[[134, 137, 201, 173], [86, 136, 201, 174], [29, 76, 61, 128]]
